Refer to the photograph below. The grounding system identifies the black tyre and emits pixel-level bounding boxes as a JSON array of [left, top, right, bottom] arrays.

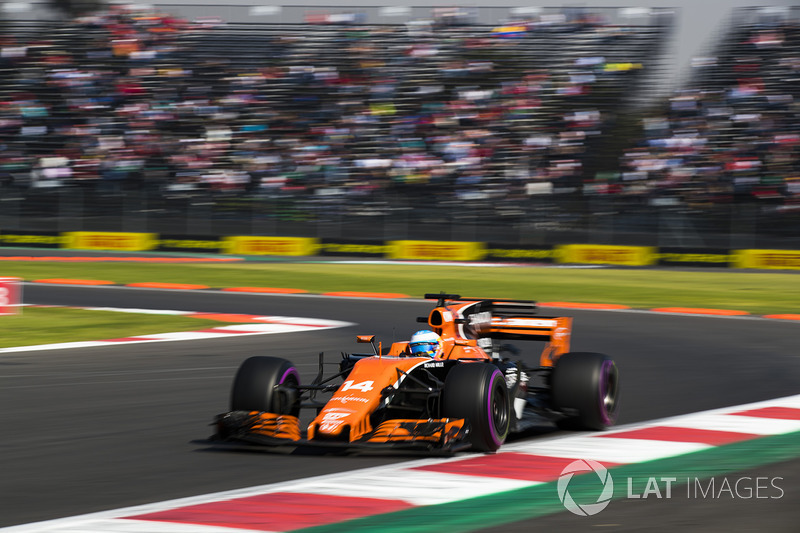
[[443, 363, 510, 452], [552, 352, 619, 430], [230, 356, 300, 416]]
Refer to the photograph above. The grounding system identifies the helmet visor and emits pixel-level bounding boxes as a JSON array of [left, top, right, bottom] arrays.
[[409, 341, 438, 356]]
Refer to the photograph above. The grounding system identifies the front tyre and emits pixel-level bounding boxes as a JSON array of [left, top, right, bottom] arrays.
[[443, 363, 510, 452], [230, 356, 300, 416], [551, 352, 619, 430]]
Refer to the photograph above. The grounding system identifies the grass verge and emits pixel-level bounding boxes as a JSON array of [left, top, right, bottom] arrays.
[[0, 261, 798, 315], [0, 307, 222, 349], [0, 261, 797, 348]]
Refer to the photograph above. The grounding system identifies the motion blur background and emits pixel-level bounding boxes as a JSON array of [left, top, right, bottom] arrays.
[[2, 0, 800, 250]]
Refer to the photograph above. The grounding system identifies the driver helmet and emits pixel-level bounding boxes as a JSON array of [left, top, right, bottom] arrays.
[[409, 330, 442, 358]]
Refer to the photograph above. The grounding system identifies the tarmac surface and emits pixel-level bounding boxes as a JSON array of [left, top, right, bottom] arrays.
[[0, 284, 798, 531]]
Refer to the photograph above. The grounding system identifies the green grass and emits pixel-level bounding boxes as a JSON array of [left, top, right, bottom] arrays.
[[0, 260, 797, 349], [0, 307, 222, 349], [1, 261, 799, 315]]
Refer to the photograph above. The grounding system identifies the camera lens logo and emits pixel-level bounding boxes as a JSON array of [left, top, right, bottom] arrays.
[[557, 459, 614, 516]]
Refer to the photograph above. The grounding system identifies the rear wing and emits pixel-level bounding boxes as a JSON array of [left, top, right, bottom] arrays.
[[422, 293, 572, 366]]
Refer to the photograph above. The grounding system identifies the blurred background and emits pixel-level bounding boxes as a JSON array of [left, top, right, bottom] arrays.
[[2, 0, 800, 250]]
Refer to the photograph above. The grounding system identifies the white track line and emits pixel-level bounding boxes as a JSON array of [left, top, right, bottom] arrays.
[[512, 436, 711, 463], [0, 307, 354, 354], [286, 469, 533, 506]]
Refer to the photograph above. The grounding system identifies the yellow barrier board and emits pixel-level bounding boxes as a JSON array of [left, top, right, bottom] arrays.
[[0, 233, 63, 246], [63, 232, 158, 251], [557, 244, 656, 266], [223, 236, 320, 256], [387, 241, 487, 261], [733, 249, 800, 270], [656, 252, 732, 265]]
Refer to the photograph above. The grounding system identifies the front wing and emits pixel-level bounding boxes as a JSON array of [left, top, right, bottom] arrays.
[[214, 411, 471, 452]]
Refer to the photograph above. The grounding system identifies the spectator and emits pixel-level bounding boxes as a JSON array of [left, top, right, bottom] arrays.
[[0, 5, 665, 218]]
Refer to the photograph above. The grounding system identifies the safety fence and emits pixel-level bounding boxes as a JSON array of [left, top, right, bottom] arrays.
[[1, 189, 800, 251]]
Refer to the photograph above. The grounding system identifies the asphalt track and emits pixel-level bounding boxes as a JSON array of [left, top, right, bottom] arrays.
[[1, 285, 799, 531]]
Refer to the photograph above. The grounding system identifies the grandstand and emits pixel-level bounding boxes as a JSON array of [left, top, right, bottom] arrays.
[[0, 2, 799, 249]]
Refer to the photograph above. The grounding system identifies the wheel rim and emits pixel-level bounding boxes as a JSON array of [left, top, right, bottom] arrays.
[[599, 360, 619, 425], [489, 372, 509, 443], [275, 368, 300, 415]]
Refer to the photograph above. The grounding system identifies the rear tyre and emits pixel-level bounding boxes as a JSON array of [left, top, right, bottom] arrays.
[[230, 356, 300, 416], [443, 363, 510, 452], [551, 352, 619, 430]]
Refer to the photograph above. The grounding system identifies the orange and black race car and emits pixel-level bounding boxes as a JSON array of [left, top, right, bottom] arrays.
[[212, 293, 619, 452]]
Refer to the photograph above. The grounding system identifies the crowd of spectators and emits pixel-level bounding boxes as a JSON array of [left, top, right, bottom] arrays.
[[0, 5, 664, 216], [619, 16, 800, 213]]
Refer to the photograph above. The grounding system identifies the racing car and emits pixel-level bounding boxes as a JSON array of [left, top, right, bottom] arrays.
[[212, 292, 619, 452]]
